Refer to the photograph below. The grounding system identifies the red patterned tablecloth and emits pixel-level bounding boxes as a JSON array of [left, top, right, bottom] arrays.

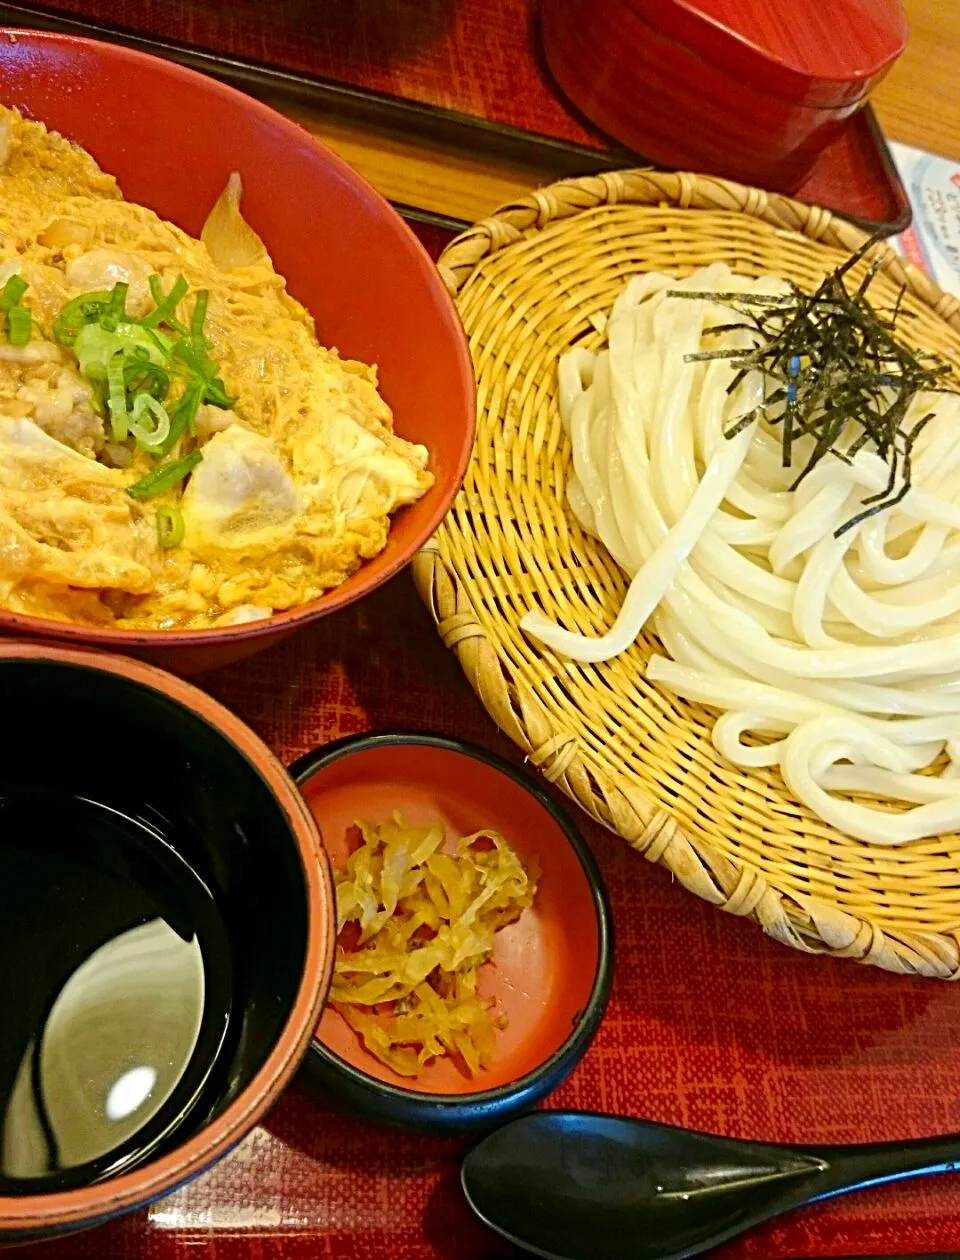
[[16, 571, 960, 1260], [0, 9, 951, 1254]]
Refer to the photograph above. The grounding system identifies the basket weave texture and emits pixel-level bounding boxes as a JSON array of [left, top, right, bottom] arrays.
[[412, 169, 960, 978]]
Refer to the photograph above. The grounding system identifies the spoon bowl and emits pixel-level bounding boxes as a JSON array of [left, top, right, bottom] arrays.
[[462, 1111, 960, 1260]]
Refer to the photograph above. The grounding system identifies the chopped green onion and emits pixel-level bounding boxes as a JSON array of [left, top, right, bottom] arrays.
[[6, 306, 31, 347], [190, 289, 209, 338], [144, 274, 188, 332], [106, 352, 129, 441], [99, 281, 129, 332], [142, 325, 174, 359], [156, 504, 185, 548], [204, 376, 238, 409], [176, 380, 204, 445], [74, 324, 123, 379], [0, 276, 32, 347], [128, 449, 202, 500], [156, 503, 185, 548], [0, 274, 28, 310], [123, 359, 169, 402], [169, 338, 236, 407], [129, 393, 171, 451], [155, 379, 203, 457], [53, 290, 111, 346], [57, 275, 238, 437], [74, 322, 172, 380], [171, 334, 213, 380]]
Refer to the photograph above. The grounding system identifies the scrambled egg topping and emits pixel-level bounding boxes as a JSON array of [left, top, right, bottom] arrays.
[[0, 107, 432, 629]]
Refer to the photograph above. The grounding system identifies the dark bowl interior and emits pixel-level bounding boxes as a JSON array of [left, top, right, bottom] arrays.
[[0, 659, 309, 1195]]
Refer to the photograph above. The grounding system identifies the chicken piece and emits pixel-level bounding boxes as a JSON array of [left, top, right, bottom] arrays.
[[101, 440, 135, 469], [213, 604, 272, 626], [195, 405, 238, 442], [38, 216, 95, 253], [0, 256, 73, 330], [0, 340, 62, 365], [0, 417, 156, 595], [181, 425, 298, 546], [14, 365, 104, 457], [65, 249, 153, 317]]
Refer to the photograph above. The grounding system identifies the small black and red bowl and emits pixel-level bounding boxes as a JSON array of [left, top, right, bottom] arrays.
[[291, 732, 613, 1132]]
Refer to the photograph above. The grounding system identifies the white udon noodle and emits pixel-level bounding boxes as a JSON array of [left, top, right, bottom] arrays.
[[520, 263, 960, 846]]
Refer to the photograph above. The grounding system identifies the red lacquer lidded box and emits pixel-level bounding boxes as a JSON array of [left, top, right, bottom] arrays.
[[540, 0, 908, 191]]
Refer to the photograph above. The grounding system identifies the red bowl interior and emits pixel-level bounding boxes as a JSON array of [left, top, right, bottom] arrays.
[[300, 741, 601, 1096], [0, 30, 474, 665]]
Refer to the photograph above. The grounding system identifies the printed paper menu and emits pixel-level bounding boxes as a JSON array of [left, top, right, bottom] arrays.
[[890, 141, 960, 296]]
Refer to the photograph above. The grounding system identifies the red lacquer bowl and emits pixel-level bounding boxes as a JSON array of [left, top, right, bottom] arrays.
[[540, 0, 907, 192], [0, 29, 475, 674], [292, 733, 613, 1131]]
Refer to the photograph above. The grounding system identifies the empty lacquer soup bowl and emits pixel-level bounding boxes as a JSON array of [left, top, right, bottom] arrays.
[[0, 642, 335, 1242]]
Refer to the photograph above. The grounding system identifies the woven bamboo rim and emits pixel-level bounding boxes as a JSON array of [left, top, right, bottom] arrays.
[[412, 169, 960, 978]]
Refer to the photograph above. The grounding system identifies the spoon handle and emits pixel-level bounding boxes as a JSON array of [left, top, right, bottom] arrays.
[[803, 1132, 960, 1202]]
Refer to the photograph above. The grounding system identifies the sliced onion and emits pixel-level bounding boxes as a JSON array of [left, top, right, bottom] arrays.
[[200, 173, 269, 270]]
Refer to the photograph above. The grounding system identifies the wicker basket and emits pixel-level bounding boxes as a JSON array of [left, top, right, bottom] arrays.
[[412, 169, 960, 978]]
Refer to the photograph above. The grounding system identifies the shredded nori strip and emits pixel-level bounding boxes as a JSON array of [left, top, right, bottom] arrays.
[[671, 235, 959, 536]]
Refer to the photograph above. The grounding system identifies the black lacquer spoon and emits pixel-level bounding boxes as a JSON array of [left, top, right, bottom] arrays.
[[462, 1111, 960, 1260]]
